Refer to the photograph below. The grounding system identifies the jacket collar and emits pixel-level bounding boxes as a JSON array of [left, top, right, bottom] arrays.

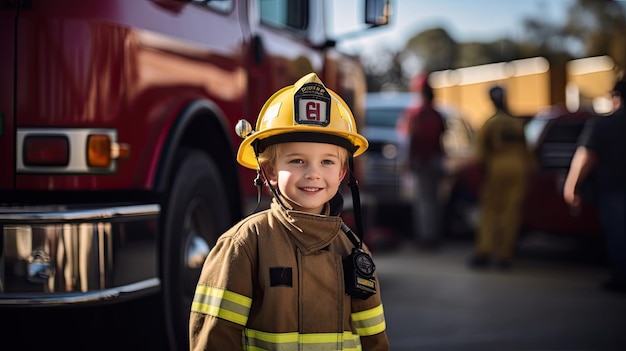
[[270, 198, 342, 255]]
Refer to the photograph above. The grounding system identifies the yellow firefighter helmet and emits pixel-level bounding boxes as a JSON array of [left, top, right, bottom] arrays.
[[235, 72, 369, 169]]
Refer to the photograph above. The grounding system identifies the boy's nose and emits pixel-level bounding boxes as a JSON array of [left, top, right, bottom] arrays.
[[304, 165, 321, 179]]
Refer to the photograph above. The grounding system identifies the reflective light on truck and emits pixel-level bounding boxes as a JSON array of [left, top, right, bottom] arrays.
[[17, 128, 120, 174], [23, 135, 69, 166]]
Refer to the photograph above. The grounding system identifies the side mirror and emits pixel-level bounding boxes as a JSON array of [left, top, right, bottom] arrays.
[[365, 0, 390, 27]]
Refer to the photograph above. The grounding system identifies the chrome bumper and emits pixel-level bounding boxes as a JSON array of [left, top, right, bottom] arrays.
[[0, 204, 160, 306]]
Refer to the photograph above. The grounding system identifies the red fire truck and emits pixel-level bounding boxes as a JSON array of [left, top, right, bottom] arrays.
[[0, 0, 389, 349]]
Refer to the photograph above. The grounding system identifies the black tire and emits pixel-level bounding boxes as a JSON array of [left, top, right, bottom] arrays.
[[161, 149, 231, 351]]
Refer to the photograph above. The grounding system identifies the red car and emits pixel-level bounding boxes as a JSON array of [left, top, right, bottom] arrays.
[[521, 106, 602, 236], [446, 105, 603, 238]]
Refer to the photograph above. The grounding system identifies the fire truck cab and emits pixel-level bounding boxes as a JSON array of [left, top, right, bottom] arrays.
[[0, 0, 389, 349]]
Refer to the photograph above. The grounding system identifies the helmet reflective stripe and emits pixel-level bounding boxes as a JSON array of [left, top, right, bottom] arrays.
[[243, 329, 361, 350], [191, 285, 252, 326], [351, 304, 387, 336], [237, 72, 368, 170]]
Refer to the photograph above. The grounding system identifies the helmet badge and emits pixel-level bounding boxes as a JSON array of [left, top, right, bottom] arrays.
[[294, 82, 331, 127]]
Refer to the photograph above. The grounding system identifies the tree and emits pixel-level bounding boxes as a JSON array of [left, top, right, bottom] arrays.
[[361, 48, 405, 92], [403, 27, 457, 73], [361, 0, 626, 92], [562, 0, 626, 70]]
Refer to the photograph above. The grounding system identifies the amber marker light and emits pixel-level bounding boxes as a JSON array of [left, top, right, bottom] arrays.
[[23, 135, 69, 166], [87, 134, 112, 168], [87, 134, 131, 168]]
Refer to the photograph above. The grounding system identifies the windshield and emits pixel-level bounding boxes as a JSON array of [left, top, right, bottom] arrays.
[[524, 119, 549, 148], [366, 107, 405, 128]]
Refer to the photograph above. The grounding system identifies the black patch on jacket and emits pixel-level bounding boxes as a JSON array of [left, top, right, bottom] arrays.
[[270, 267, 293, 287]]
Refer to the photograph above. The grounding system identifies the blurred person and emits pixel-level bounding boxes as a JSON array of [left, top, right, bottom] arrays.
[[189, 73, 390, 350], [563, 79, 626, 294], [468, 85, 535, 269], [399, 73, 447, 249]]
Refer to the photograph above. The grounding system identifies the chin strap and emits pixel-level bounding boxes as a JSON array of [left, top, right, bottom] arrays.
[[250, 171, 264, 214], [251, 140, 288, 214], [249, 144, 365, 247], [346, 156, 365, 247], [249, 140, 289, 215]]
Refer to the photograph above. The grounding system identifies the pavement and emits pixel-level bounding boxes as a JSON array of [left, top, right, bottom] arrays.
[[373, 234, 626, 351]]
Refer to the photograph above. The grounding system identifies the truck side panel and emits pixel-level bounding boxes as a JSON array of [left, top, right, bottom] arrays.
[[13, 0, 247, 191], [0, 6, 16, 189]]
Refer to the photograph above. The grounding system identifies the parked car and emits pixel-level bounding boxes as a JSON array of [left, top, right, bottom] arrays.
[[361, 92, 414, 206], [447, 105, 603, 238], [521, 106, 602, 236], [360, 91, 475, 237]]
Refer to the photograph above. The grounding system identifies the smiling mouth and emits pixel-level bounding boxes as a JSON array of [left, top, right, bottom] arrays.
[[301, 187, 322, 192]]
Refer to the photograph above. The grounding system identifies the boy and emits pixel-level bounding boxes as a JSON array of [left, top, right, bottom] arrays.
[[189, 73, 390, 350]]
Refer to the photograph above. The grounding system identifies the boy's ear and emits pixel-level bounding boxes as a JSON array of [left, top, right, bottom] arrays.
[[261, 164, 277, 184], [339, 166, 348, 182]]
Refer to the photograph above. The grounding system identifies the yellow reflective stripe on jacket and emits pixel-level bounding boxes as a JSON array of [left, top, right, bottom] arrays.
[[351, 304, 386, 336], [191, 285, 252, 326], [243, 329, 362, 351]]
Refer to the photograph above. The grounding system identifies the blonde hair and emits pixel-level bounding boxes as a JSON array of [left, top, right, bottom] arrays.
[[258, 143, 349, 168]]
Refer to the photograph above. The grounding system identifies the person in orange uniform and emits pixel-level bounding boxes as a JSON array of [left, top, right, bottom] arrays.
[[189, 73, 390, 350], [469, 85, 535, 269]]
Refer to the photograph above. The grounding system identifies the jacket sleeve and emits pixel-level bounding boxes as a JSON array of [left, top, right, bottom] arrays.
[[351, 245, 391, 351], [189, 230, 256, 350]]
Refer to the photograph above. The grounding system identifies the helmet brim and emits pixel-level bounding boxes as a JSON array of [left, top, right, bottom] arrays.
[[237, 127, 368, 169]]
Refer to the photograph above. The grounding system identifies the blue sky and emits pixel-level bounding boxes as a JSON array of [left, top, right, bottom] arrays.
[[333, 0, 576, 55]]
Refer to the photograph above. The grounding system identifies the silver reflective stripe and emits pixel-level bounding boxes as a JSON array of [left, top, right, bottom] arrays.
[[191, 286, 251, 326], [243, 329, 362, 351], [352, 304, 387, 336]]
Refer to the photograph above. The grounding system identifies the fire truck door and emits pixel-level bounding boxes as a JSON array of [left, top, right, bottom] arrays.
[[246, 0, 325, 125], [0, 5, 16, 189]]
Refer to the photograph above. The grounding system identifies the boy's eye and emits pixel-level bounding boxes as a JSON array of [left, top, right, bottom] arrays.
[[289, 159, 304, 164], [322, 159, 335, 165]]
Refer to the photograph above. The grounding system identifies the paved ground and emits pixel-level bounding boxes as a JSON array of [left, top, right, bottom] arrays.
[[3, 228, 623, 351], [374, 234, 626, 351]]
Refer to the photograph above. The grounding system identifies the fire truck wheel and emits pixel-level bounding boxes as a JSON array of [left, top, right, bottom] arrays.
[[161, 148, 231, 351]]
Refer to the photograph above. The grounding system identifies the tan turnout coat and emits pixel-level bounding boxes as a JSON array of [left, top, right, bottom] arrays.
[[190, 198, 390, 350]]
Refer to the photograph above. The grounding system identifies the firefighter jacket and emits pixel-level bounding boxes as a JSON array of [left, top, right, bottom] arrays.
[[190, 197, 390, 351], [472, 109, 535, 259], [474, 109, 535, 180]]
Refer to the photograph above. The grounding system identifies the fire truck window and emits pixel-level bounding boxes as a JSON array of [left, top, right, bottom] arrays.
[[260, 0, 308, 31]]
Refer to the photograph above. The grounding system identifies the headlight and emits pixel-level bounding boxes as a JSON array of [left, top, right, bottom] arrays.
[[382, 144, 398, 159]]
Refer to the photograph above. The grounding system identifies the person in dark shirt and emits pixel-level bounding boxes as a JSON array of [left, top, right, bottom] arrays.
[[563, 79, 626, 294]]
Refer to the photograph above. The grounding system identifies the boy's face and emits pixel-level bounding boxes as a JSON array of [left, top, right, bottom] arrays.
[[264, 142, 347, 214]]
